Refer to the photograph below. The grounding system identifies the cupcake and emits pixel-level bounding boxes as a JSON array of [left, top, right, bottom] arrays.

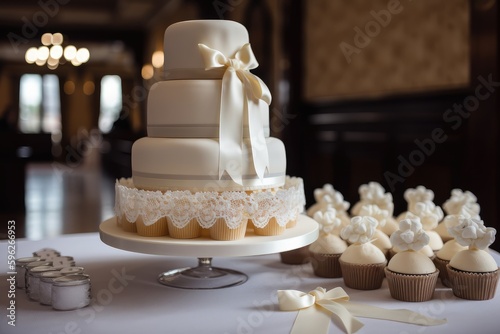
[[119, 216, 137, 233], [436, 190, 481, 242], [253, 217, 286, 236], [306, 184, 351, 227], [167, 218, 201, 239], [250, 189, 288, 236], [136, 216, 168, 237], [433, 213, 474, 286], [309, 207, 347, 278], [385, 218, 439, 302], [412, 202, 444, 252], [446, 218, 498, 300], [351, 182, 398, 236], [339, 216, 387, 290], [209, 218, 248, 240], [434, 239, 467, 287], [389, 237, 435, 260], [167, 191, 202, 238], [395, 186, 444, 253], [442, 189, 480, 217], [358, 204, 392, 257]]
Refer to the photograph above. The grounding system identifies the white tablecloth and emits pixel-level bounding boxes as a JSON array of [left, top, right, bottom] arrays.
[[1, 233, 499, 334]]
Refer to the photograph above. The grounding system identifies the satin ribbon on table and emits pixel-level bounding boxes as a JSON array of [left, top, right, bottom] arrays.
[[198, 43, 271, 185], [278, 287, 447, 334]]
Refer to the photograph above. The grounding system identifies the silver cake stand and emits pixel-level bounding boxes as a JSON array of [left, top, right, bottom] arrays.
[[99, 215, 318, 289]]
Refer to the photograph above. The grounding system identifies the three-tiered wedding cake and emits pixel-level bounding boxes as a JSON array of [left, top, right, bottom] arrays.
[[115, 20, 305, 240]]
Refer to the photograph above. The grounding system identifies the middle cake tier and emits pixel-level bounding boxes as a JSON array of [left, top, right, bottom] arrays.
[[147, 80, 270, 138], [132, 137, 286, 191]]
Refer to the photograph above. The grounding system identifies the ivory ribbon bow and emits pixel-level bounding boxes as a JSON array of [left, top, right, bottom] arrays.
[[198, 43, 271, 185], [278, 287, 447, 334]]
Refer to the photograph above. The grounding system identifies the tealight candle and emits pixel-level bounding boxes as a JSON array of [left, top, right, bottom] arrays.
[[39, 270, 64, 305], [15, 257, 42, 289], [52, 274, 91, 311], [24, 261, 52, 291], [27, 265, 56, 301]]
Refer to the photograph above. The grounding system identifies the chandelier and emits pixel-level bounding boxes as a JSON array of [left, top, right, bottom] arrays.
[[25, 33, 90, 70]]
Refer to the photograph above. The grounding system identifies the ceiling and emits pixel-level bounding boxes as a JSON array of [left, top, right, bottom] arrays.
[[0, 0, 184, 66], [0, 0, 179, 30]]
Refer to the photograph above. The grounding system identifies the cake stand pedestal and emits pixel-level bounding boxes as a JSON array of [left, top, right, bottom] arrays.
[[99, 215, 318, 289]]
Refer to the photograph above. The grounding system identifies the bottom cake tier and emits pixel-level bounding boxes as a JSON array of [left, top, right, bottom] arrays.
[[114, 176, 305, 241]]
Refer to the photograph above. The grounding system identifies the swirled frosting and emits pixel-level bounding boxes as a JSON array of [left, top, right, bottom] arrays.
[[340, 216, 378, 244], [404, 186, 434, 211], [442, 189, 480, 216], [412, 202, 443, 230], [351, 182, 394, 216], [313, 207, 342, 235], [390, 218, 430, 252], [358, 204, 388, 228], [446, 218, 496, 250], [307, 184, 350, 217], [314, 184, 350, 210], [309, 206, 348, 254]]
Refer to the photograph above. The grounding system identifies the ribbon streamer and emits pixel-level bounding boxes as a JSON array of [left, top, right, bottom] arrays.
[[198, 43, 271, 184], [278, 287, 447, 334]]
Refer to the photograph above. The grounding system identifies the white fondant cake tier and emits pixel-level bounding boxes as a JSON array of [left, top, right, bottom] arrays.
[[132, 137, 286, 191], [164, 20, 248, 79], [147, 80, 270, 138]]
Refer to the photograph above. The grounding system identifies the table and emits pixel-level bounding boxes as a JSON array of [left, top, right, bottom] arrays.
[[1, 232, 499, 334]]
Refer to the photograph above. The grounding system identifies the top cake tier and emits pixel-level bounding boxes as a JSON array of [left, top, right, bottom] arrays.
[[164, 20, 249, 79]]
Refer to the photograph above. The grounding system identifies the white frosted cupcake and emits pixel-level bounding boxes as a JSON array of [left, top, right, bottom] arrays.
[[434, 239, 467, 287], [358, 205, 392, 257], [385, 218, 439, 302], [442, 189, 480, 217], [307, 184, 351, 227], [412, 202, 444, 252], [339, 216, 387, 290], [351, 182, 398, 236], [436, 192, 481, 242], [446, 218, 498, 300], [351, 182, 394, 216], [309, 207, 347, 278]]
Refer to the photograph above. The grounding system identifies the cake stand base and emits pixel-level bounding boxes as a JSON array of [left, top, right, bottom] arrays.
[[158, 258, 247, 289], [99, 215, 318, 289]]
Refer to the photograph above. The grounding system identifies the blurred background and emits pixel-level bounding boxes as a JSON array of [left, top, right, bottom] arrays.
[[0, 0, 498, 250]]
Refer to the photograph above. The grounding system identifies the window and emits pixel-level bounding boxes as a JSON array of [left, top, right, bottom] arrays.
[[99, 75, 122, 133], [19, 74, 61, 134], [19, 74, 42, 133]]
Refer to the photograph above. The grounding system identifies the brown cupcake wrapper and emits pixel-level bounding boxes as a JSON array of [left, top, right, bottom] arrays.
[[136, 217, 168, 237], [384, 268, 439, 302], [446, 265, 499, 300], [253, 217, 286, 236], [433, 257, 451, 287], [286, 220, 297, 228], [339, 260, 387, 290], [280, 246, 311, 265], [167, 218, 201, 239], [209, 218, 247, 241], [310, 252, 342, 278]]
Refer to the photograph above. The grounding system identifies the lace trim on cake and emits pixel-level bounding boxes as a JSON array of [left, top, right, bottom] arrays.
[[115, 176, 305, 229]]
